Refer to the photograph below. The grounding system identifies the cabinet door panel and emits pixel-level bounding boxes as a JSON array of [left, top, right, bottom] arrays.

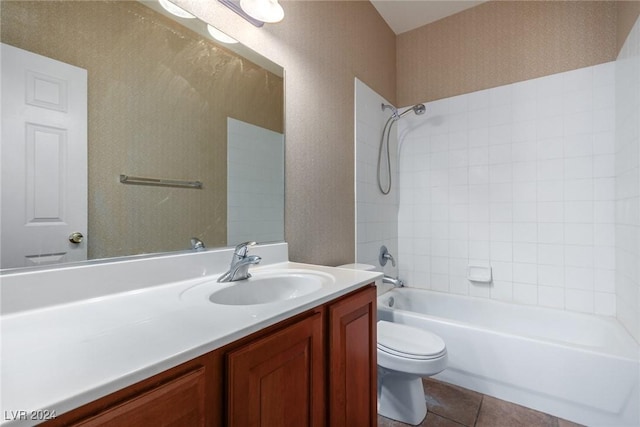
[[329, 285, 377, 427], [227, 312, 324, 427], [73, 368, 206, 427]]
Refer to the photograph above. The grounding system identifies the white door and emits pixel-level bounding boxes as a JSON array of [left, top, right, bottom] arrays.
[[1, 43, 88, 269]]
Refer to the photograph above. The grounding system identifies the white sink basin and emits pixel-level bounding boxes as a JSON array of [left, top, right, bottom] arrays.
[[181, 269, 335, 306]]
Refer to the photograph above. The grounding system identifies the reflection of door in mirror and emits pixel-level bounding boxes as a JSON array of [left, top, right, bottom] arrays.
[[1, 43, 88, 269]]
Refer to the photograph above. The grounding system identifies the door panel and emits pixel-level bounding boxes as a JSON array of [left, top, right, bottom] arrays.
[[1, 43, 87, 268], [227, 312, 325, 427], [329, 285, 377, 427]]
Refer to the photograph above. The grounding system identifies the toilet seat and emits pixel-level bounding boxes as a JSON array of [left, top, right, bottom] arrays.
[[377, 320, 448, 425], [377, 320, 446, 360]]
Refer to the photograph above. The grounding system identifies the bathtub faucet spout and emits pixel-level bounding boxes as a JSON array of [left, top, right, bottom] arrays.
[[383, 275, 404, 287]]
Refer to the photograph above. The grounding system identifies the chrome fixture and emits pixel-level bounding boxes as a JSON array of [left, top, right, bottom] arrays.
[[120, 174, 203, 189], [190, 237, 205, 251], [383, 275, 404, 288], [241, 0, 284, 23], [379, 245, 396, 267], [378, 103, 427, 195], [218, 0, 284, 27], [218, 241, 262, 282]]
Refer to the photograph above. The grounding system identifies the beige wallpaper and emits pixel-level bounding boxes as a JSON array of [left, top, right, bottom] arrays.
[[175, 0, 635, 266], [175, 0, 397, 265], [1, 1, 283, 259], [397, 1, 619, 105], [5, 1, 630, 267]]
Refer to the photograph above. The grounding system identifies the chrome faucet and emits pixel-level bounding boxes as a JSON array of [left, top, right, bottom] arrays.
[[190, 237, 205, 251], [217, 241, 262, 282], [383, 275, 404, 287]]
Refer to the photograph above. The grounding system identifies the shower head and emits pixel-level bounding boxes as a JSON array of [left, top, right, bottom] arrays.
[[397, 103, 426, 119], [381, 103, 426, 121]]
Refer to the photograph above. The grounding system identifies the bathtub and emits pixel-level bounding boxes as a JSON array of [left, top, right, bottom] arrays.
[[377, 288, 640, 426]]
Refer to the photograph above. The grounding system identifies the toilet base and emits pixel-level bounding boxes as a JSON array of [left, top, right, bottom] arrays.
[[378, 369, 427, 426]]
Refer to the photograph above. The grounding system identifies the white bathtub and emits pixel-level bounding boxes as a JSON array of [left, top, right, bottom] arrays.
[[377, 288, 640, 426]]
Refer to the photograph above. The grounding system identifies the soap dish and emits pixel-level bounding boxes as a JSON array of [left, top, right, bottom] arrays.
[[467, 265, 492, 283]]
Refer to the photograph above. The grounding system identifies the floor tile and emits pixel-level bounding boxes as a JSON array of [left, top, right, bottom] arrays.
[[422, 378, 483, 427], [423, 413, 466, 427], [378, 414, 406, 427], [378, 413, 465, 427], [475, 395, 557, 427], [557, 419, 585, 427], [378, 379, 584, 427]]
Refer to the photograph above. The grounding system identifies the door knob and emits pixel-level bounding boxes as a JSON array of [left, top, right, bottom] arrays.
[[69, 232, 84, 244]]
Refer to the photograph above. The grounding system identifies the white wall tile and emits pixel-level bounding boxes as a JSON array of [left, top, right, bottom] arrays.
[[537, 222, 564, 244], [227, 118, 284, 245], [538, 202, 564, 223], [565, 289, 595, 313], [513, 263, 537, 284], [514, 242, 537, 264], [390, 60, 619, 317], [595, 292, 616, 316], [564, 179, 593, 201], [538, 244, 564, 265], [539, 286, 565, 309], [514, 282, 538, 305]]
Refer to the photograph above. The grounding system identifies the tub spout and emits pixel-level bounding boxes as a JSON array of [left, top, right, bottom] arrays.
[[383, 275, 404, 287]]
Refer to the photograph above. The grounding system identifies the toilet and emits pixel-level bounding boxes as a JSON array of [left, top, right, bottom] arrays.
[[339, 263, 448, 425], [377, 320, 448, 425], [337, 263, 448, 426]]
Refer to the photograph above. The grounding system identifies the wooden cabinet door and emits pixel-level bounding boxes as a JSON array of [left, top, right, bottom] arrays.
[[73, 368, 206, 427], [226, 311, 325, 427], [328, 285, 377, 427]]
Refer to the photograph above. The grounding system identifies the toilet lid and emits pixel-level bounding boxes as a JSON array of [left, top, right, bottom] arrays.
[[377, 320, 446, 360]]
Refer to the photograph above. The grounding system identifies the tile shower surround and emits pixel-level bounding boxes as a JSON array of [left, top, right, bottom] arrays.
[[615, 16, 640, 342], [396, 62, 617, 316], [355, 79, 399, 278]]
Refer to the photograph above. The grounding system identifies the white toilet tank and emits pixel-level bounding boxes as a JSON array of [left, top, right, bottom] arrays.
[[337, 263, 383, 290]]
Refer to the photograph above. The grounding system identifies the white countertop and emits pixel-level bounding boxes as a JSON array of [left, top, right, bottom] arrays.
[[0, 256, 380, 426]]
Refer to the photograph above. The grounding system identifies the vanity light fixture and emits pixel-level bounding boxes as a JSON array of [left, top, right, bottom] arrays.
[[207, 25, 239, 44], [218, 0, 284, 27], [240, 0, 284, 23], [218, 0, 264, 27], [158, 0, 196, 19]]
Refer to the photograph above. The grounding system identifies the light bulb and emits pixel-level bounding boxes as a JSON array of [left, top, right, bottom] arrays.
[[158, 0, 195, 19], [240, 0, 284, 24], [207, 25, 239, 44]]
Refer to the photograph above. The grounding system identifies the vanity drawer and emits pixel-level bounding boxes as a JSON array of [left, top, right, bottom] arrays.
[[71, 368, 206, 427]]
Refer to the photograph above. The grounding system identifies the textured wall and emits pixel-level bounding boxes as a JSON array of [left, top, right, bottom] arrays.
[[176, 0, 397, 265], [2, 1, 283, 259], [397, 1, 618, 105]]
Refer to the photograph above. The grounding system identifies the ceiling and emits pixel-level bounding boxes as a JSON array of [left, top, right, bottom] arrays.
[[370, 0, 486, 35]]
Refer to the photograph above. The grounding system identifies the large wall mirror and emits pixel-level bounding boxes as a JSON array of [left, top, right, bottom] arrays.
[[0, 0, 284, 270]]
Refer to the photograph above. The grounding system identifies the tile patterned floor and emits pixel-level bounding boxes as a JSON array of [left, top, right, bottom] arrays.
[[378, 378, 584, 427]]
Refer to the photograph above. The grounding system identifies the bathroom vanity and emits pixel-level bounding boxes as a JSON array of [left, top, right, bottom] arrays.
[[43, 285, 376, 426], [0, 244, 380, 426]]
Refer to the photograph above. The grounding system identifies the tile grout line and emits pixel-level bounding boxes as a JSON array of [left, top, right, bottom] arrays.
[[473, 395, 485, 427], [429, 411, 470, 427]]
